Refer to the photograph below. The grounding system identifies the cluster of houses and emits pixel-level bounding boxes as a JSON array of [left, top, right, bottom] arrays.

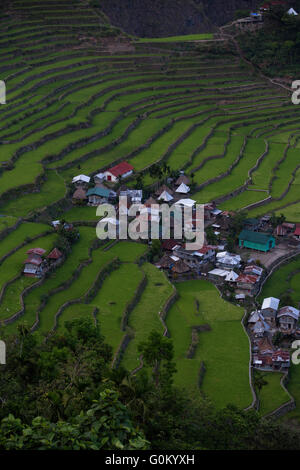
[[22, 221, 79, 278], [236, 2, 298, 30], [248, 297, 300, 371], [71, 161, 197, 209], [23, 247, 63, 278], [69, 161, 300, 304], [71, 162, 134, 206], [260, 1, 298, 15], [156, 237, 265, 298]]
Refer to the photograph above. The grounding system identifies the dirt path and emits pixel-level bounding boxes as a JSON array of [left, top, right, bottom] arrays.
[[219, 22, 292, 93]]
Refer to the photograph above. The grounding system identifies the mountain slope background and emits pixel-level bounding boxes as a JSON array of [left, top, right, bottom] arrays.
[[98, 0, 258, 37]]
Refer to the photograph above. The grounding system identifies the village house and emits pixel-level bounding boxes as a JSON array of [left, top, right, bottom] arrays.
[[51, 220, 61, 230], [194, 245, 216, 262], [175, 182, 190, 195], [202, 203, 219, 221], [243, 218, 260, 231], [86, 187, 116, 206], [215, 251, 241, 270], [236, 273, 260, 296], [156, 253, 173, 270], [158, 189, 174, 203], [248, 311, 271, 338], [224, 270, 239, 283], [277, 306, 300, 334], [208, 268, 229, 283], [174, 198, 196, 209], [271, 350, 290, 370], [260, 1, 287, 13], [175, 245, 216, 272], [239, 230, 275, 252], [119, 188, 143, 204], [257, 336, 274, 355], [293, 224, 300, 240], [72, 187, 87, 205], [94, 172, 105, 185], [72, 174, 90, 187], [23, 248, 47, 278], [175, 175, 190, 187], [170, 258, 190, 276], [156, 253, 190, 276], [155, 184, 174, 199], [252, 353, 273, 369], [47, 248, 63, 266], [144, 196, 158, 207], [261, 296, 280, 326], [244, 265, 264, 277], [162, 239, 182, 252], [253, 347, 290, 371], [275, 224, 288, 237], [104, 161, 134, 183]]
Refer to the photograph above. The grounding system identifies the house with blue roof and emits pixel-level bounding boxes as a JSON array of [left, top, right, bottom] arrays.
[[86, 187, 116, 206]]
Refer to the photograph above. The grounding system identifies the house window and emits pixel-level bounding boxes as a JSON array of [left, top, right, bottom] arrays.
[[107, 175, 111, 181]]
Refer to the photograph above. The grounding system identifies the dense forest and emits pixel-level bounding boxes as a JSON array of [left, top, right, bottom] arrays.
[[1, 318, 300, 450]]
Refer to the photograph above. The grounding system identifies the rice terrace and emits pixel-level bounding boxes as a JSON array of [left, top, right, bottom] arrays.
[[2, 0, 300, 445]]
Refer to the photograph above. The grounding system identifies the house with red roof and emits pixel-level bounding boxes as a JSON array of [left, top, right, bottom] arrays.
[[23, 249, 47, 277], [47, 248, 63, 266], [162, 239, 182, 252], [260, 1, 287, 11], [272, 350, 290, 370], [236, 273, 260, 296], [104, 161, 134, 183], [293, 224, 300, 240]]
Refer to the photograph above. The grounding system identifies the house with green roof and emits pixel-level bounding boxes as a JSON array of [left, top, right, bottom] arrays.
[[239, 230, 275, 252], [243, 218, 260, 231], [86, 187, 115, 206]]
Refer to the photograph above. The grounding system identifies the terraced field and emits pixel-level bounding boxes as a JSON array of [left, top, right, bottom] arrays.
[[259, 255, 300, 307], [0, 0, 299, 411], [166, 280, 252, 408]]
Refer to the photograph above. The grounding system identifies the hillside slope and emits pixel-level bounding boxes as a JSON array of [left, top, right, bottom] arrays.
[[99, 0, 258, 37]]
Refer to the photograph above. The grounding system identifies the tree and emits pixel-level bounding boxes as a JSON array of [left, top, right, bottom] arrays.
[[226, 235, 235, 252], [253, 371, 268, 392], [138, 331, 176, 388], [149, 239, 161, 261], [206, 226, 218, 245], [135, 173, 144, 189], [229, 211, 247, 237], [270, 213, 286, 228], [280, 293, 295, 308]]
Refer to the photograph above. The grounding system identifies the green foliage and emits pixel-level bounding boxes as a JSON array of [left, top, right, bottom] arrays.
[[270, 213, 286, 228], [0, 390, 148, 450], [206, 226, 218, 244], [238, 11, 300, 75], [138, 330, 176, 388], [1, 321, 300, 449], [235, 9, 250, 20]]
